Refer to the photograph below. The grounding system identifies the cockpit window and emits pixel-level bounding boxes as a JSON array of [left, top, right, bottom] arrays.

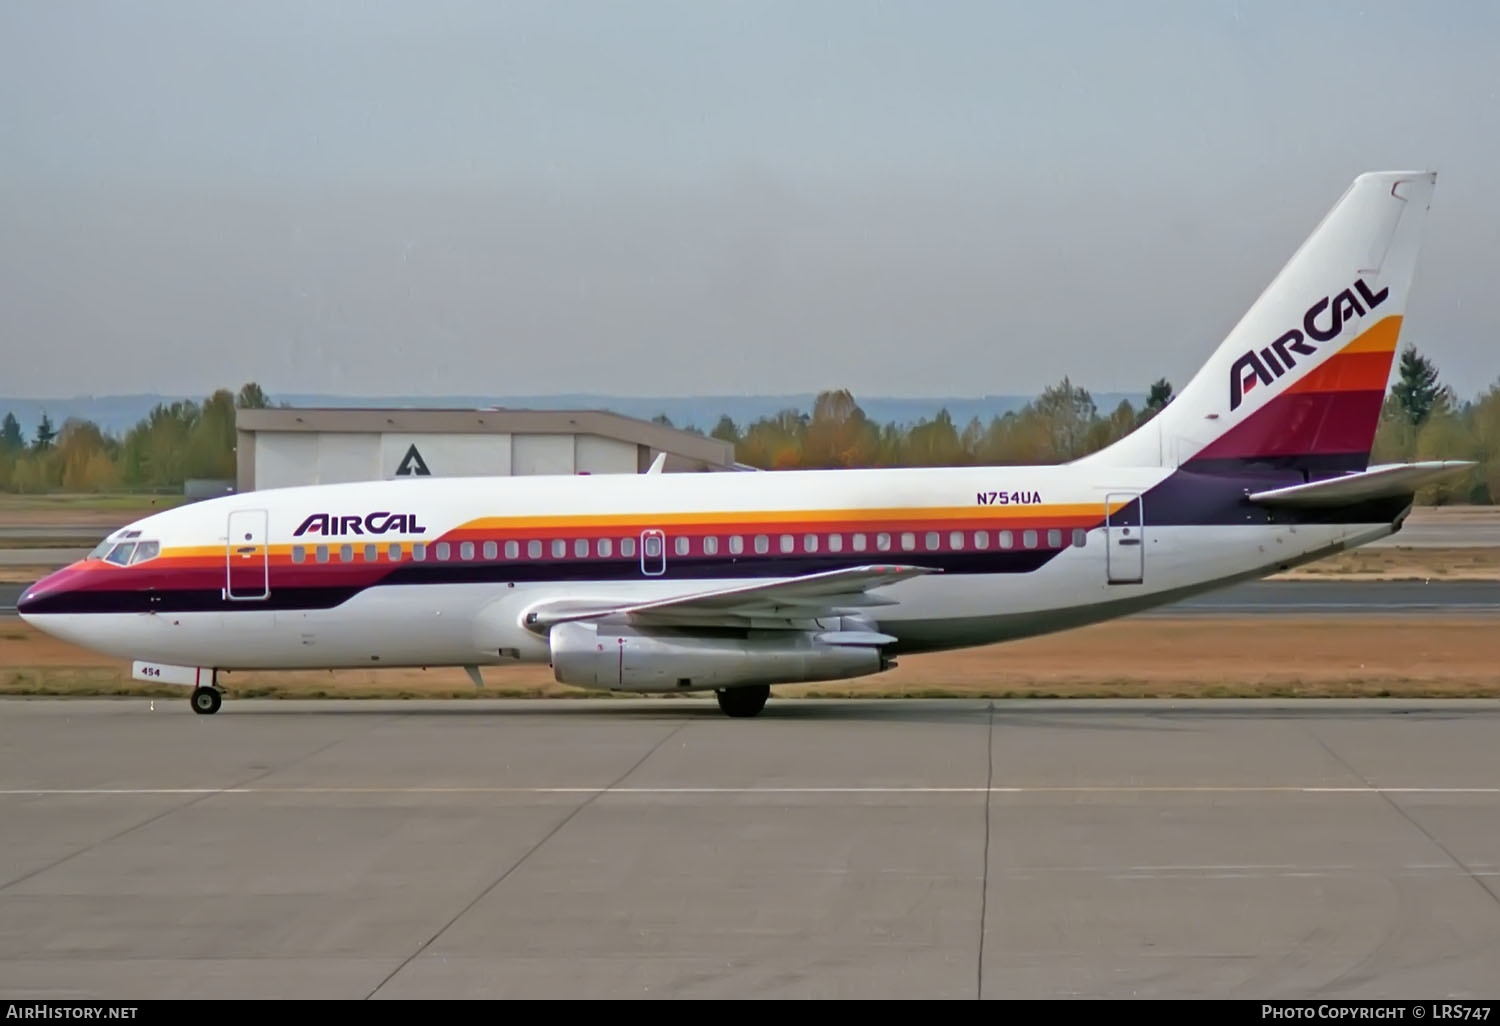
[[104, 542, 136, 566], [95, 538, 161, 566]]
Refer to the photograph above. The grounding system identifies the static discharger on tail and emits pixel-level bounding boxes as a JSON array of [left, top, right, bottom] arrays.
[[17, 171, 1472, 718]]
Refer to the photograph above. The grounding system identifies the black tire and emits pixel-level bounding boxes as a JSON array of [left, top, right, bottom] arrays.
[[191, 686, 222, 715], [716, 684, 770, 718]]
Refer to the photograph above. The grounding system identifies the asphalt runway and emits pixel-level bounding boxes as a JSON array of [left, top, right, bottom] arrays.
[[1139, 579, 1500, 615], [1370, 520, 1500, 548], [0, 527, 113, 541], [1, 698, 1497, 1000], [6, 579, 1500, 617], [0, 548, 85, 569]]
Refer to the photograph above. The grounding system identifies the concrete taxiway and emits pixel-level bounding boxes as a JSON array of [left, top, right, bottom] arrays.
[[1, 697, 1497, 1000]]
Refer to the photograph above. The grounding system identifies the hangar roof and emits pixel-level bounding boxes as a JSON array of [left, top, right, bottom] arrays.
[[235, 406, 740, 472]]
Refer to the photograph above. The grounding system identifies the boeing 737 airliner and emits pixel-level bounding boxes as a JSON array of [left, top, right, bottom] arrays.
[[18, 170, 1471, 717]]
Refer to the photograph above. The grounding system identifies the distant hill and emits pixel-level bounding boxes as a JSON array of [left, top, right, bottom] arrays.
[[0, 391, 1147, 440]]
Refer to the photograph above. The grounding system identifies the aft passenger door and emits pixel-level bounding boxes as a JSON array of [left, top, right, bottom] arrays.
[[1105, 492, 1144, 585], [225, 509, 271, 600]]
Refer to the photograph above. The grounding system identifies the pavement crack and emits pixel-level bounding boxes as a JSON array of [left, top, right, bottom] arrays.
[[977, 700, 994, 1000], [364, 719, 691, 1000], [0, 735, 346, 894], [1310, 730, 1500, 910]]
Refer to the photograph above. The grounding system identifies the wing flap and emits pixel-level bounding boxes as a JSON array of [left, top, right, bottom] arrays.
[[1245, 461, 1474, 507], [522, 564, 939, 632]]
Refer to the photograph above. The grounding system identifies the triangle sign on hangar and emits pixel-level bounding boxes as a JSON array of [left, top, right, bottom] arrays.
[[395, 444, 431, 476]]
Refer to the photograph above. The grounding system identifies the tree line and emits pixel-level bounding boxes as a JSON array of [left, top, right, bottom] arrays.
[[0, 383, 271, 493], [678, 345, 1497, 504], [1, 347, 1495, 504]]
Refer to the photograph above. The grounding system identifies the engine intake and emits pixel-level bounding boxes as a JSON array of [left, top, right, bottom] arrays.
[[548, 621, 889, 693]]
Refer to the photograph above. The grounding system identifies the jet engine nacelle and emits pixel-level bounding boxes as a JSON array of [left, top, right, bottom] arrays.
[[548, 620, 890, 693]]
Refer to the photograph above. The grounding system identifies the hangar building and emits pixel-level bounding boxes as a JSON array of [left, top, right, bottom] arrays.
[[234, 408, 741, 492]]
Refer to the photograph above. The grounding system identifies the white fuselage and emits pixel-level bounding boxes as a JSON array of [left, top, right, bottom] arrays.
[[18, 462, 1397, 680]]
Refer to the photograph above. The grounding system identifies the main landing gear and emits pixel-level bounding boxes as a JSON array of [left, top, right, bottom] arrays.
[[715, 684, 770, 718], [190, 686, 223, 716]]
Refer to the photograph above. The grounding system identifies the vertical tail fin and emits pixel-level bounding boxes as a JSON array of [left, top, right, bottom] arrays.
[[1079, 170, 1436, 475]]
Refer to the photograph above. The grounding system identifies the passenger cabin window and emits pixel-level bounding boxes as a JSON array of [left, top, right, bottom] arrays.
[[552, 539, 566, 559], [292, 545, 306, 564], [364, 544, 378, 562], [621, 537, 636, 558], [528, 541, 542, 559], [925, 531, 939, 551], [506, 541, 519, 559], [729, 535, 743, 554], [853, 533, 867, 551], [1072, 528, 1087, 548], [828, 534, 843, 553], [703, 536, 718, 555], [779, 534, 794, 553], [597, 538, 612, 558], [975, 531, 989, 549], [877, 533, 891, 551], [754, 535, 769, 554], [483, 541, 497, 560], [643, 535, 661, 558], [412, 542, 426, 561], [388, 543, 403, 561], [340, 544, 354, 562], [1023, 530, 1038, 549], [316, 545, 329, 563], [1047, 529, 1062, 548], [901, 532, 916, 551], [999, 530, 1013, 550], [674, 536, 689, 556], [461, 541, 475, 560], [804, 534, 818, 553], [436, 542, 451, 560], [577, 538, 591, 558]]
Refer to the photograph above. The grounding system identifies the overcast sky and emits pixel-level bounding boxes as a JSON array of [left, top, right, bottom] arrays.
[[3, 0, 1498, 403]]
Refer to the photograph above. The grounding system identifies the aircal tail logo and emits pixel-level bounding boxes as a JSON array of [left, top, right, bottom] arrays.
[[293, 512, 428, 537], [1229, 277, 1388, 411]]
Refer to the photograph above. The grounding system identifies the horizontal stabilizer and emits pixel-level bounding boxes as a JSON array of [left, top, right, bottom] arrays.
[[1245, 461, 1474, 507], [523, 564, 938, 632]]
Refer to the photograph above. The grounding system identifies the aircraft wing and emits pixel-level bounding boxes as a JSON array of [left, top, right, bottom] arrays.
[[522, 564, 939, 632], [1245, 461, 1474, 508]]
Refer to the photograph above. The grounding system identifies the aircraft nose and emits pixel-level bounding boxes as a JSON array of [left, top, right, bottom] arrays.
[[16, 568, 75, 619]]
